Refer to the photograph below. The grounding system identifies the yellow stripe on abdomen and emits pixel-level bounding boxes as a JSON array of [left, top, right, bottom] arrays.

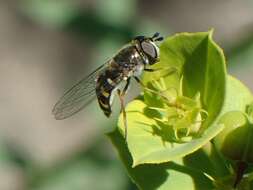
[[98, 99, 110, 109], [101, 91, 110, 97]]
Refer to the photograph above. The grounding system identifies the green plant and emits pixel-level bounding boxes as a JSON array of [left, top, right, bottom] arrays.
[[108, 30, 253, 190]]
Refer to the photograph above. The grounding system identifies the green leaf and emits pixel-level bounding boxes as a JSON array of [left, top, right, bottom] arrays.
[[108, 129, 214, 190], [218, 112, 253, 163], [213, 76, 253, 164], [143, 30, 226, 128], [117, 99, 224, 166], [183, 143, 231, 179], [220, 75, 253, 115], [166, 31, 226, 127], [214, 76, 253, 163]]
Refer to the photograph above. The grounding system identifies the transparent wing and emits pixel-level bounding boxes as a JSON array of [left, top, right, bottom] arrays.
[[52, 63, 107, 120]]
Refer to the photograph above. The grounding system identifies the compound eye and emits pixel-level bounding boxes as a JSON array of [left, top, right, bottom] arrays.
[[141, 41, 158, 59]]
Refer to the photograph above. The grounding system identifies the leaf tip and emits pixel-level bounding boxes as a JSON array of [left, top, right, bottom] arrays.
[[132, 160, 138, 168], [132, 158, 147, 168], [208, 28, 214, 38]]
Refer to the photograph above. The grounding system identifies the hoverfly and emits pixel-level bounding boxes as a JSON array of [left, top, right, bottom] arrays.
[[52, 32, 163, 139]]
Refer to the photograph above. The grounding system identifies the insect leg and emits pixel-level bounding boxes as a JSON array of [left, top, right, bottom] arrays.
[[134, 77, 166, 98], [117, 78, 131, 140], [144, 68, 156, 72], [144, 67, 178, 77]]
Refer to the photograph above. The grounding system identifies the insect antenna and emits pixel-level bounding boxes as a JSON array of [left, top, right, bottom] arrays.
[[152, 32, 164, 42], [152, 32, 160, 39], [154, 36, 164, 41]]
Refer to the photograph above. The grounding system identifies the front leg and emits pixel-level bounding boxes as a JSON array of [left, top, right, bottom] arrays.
[[144, 68, 156, 72], [144, 66, 179, 78]]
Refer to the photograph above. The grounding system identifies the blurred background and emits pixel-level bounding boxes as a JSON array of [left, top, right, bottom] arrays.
[[0, 0, 253, 189]]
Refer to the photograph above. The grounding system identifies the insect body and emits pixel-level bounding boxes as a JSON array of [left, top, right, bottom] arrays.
[[53, 33, 163, 134], [96, 42, 153, 117]]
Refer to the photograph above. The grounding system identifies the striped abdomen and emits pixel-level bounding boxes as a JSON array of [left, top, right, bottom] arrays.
[[95, 68, 122, 117]]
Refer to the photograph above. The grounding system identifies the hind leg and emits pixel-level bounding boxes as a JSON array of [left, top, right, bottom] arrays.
[[117, 78, 131, 140]]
